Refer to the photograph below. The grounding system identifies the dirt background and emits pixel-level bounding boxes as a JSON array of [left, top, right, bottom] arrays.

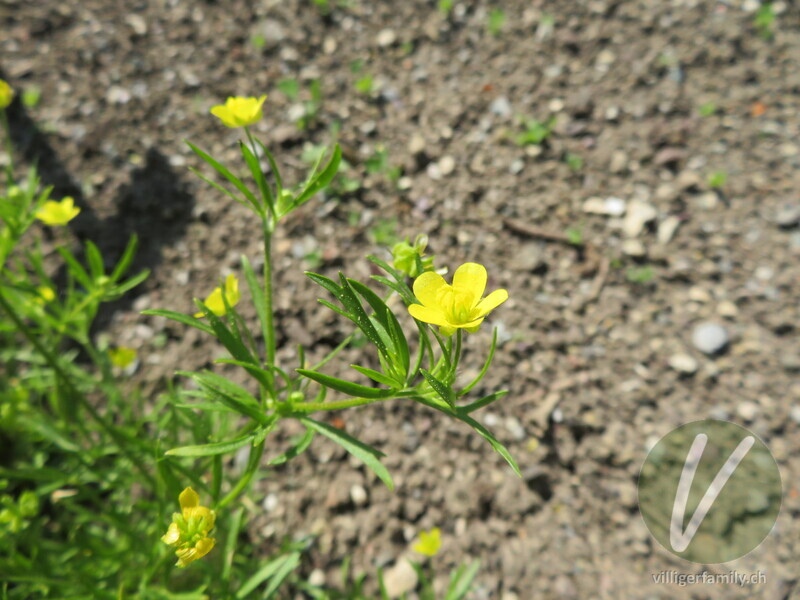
[[2, 0, 800, 598]]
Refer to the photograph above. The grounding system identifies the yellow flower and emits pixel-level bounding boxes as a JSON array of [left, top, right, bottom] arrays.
[[210, 95, 267, 127], [34, 197, 80, 226], [161, 487, 216, 567], [36, 286, 55, 303], [194, 274, 240, 317], [0, 79, 13, 109], [413, 527, 441, 556], [408, 263, 508, 336], [108, 346, 137, 369]]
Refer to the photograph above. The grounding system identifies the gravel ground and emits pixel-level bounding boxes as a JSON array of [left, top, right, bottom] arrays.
[[3, 0, 800, 598]]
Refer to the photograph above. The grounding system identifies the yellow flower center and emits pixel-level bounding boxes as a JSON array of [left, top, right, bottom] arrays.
[[438, 285, 478, 325]]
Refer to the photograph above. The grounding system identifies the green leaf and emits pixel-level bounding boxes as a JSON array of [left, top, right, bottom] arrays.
[[351, 364, 402, 388], [317, 298, 351, 320], [268, 429, 315, 465], [296, 369, 395, 399], [367, 254, 415, 301], [451, 410, 521, 476], [221, 507, 244, 584], [235, 552, 302, 599], [291, 144, 342, 209], [445, 561, 481, 600], [337, 274, 388, 357], [255, 139, 283, 195], [84, 241, 104, 280], [348, 279, 409, 375], [56, 246, 92, 289], [305, 271, 342, 299], [189, 166, 254, 212], [141, 309, 214, 335], [459, 327, 498, 396], [186, 141, 260, 211], [196, 299, 258, 366], [410, 395, 520, 476], [240, 140, 274, 211], [371, 275, 415, 305], [215, 358, 288, 390], [299, 416, 394, 489], [180, 370, 270, 425], [462, 390, 508, 413], [110, 234, 138, 281], [166, 434, 255, 457], [420, 368, 456, 409], [107, 269, 149, 298]]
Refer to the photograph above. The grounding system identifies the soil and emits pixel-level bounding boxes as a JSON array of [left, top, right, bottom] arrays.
[[3, 0, 800, 598]]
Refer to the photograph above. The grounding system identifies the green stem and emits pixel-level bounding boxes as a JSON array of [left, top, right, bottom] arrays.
[[0, 289, 155, 488], [289, 391, 417, 414], [216, 440, 265, 510], [448, 329, 462, 384], [245, 126, 275, 219], [1, 109, 13, 184], [262, 217, 277, 395]]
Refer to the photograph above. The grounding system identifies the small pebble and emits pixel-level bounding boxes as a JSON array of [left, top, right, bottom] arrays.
[[657, 216, 681, 244], [717, 301, 738, 318], [438, 155, 456, 176], [669, 353, 698, 374], [736, 401, 759, 421], [376, 28, 397, 47], [350, 484, 368, 507], [691, 322, 729, 355], [490, 96, 512, 117]]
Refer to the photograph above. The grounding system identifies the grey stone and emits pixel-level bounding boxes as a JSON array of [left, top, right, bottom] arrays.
[[691, 322, 729, 355]]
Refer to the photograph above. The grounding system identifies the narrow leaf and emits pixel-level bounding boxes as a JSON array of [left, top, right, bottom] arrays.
[[141, 309, 213, 335], [296, 369, 395, 399], [292, 144, 342, 208], [268, 429, 315, 465], [186, 141, 260, 210], [240, 140, 273, 210], [299, 416, 394, 489], [351, 364, 402, 388], [420, 368, 456, 409], [166, 434, 255, 457]]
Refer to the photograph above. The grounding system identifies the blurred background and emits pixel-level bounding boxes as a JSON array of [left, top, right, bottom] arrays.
[[2, 0, 799, 598]]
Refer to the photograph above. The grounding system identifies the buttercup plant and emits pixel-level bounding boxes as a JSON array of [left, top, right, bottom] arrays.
[[143, 92, 518, 584], [0, 83, 515, 598]]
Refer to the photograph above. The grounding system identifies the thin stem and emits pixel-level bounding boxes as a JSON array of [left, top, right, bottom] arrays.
[[1, 109, 13, 184], [448, 329, 462, 384], [245, 126, 275, 219], [216, 440, 265, 510], [261, 216, 277, 396], [289, 391, 417, 414]]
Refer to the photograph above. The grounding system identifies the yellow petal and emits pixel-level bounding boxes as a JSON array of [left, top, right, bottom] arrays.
[[464, 317, 485, 333], [161, 522, 180, 546], [474, 289, 508, 317], [408, 304, 450, 327], [412, 271, 448, 307], [194, 537, 215, 560], [452, 263, 487, 301], [209, 105, 234, 126], [179, 487, 199, 510], [0, 79, 13, 109], [224, 274, 240, 306], [203, 287, 226, 316], [439, 325, 456, 336]]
